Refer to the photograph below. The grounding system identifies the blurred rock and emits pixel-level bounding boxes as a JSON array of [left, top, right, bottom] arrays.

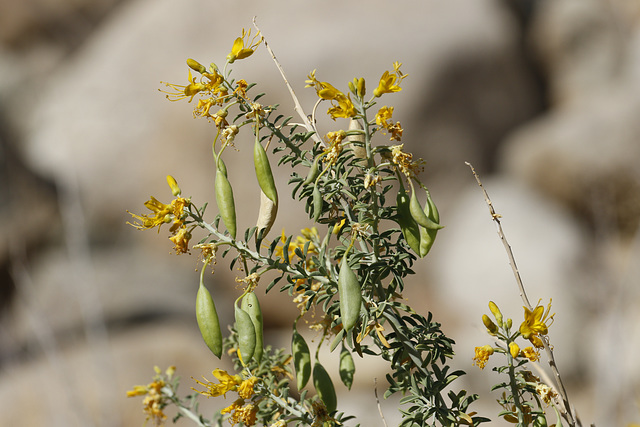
[[529, 0, 626, 107]]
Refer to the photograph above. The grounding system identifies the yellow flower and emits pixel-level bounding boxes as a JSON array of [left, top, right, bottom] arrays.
[[160, 69, 206, 102], [227, 29, 262, 63], [472, 344, 494, 369], [237, 376, 259, 399], [305, 71, 356, 119], [535, 383, 557, 405], [221, 399, 258, 426], [522, 346, 540, 362], [389, 144, 422, 177], [375, 106, 394, 126], [373, 63, 407, 97], [127, 378, 167, 426], [274, 228, 319, 262], [192, 369, 242, 398], [375, 106, 403, 141], [520, 300, 554, 345], [169, 227, 191, 254], [128, 197, 173, 231]]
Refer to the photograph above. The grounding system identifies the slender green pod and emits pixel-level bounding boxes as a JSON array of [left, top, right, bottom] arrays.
[[313, 362, 337, 413], [312, 185, 323, 222], [419, 191, 441, 257], [241, 292, 264, 363], [339, 346, 355, 390], [291, 328, 312, 390], [196, 283, 222, 359], [303, 156, 321, 185], [409, 186, 443, 230], [396, 188, 422, 255], [253, 140, 278, 204], [234, 304, 256, 363], [215, 158, 237, 239], [338, 254, 362, 332]]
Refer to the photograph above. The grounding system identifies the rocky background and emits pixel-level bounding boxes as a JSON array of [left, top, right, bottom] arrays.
[[1, 0, 640, 426]]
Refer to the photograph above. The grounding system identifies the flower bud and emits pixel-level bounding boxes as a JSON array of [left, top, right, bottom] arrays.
[[482, 314, 498, 335], [488, 301, 503, 327], [167, 175, 181, 197], [509, 342, 520, 359], [187, 58, 206, 74], [356, 77, 366, 97]]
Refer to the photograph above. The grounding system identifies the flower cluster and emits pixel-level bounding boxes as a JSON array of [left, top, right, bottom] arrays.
[[127, 176, 192, 254], [305, 70, 357, 120], [193, 369, 261, 426], [126, 366, 176, 426]]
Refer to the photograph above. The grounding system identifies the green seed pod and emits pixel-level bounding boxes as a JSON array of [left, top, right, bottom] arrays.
[[254, 140, 278, 204], [396, 188, 422, 255], [215, 159, 237, 239], [312, 185, 323, 222], [291, 329, 312, 390], [339, 347, 355, 390], [419, 190, 441, 257], [196, 284, 223, 359], [234, 304, 256, 363], [313, 362, 337, 414], [255, 190, 278, 239], [409, 186, 443, 230], [338, 255, 362, 332], [241, 292, 264, 363], [303, 156, 320, 185]]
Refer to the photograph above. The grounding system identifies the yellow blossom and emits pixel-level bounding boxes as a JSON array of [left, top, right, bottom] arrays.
[[237, 376, 259, 399], [127, 378, 167, 426], [306, 71, 356, 119], [389, 144, 422, 177], [373, 63, 407, 97], [472, 344, 494, 369], [227, 29, 262, 63], [192, 369, 242, 398], [160, 69, 206, 102], [375, 106, 394, 126], [274, 228, 319, 263], [522, 346, 540, 362], [169, 227, 191, 254], [535, 383, 557, 405], [520, 300, 554, 346]]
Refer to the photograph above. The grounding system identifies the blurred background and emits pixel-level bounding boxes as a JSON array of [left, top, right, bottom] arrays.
[[1, 0, 640, 425]]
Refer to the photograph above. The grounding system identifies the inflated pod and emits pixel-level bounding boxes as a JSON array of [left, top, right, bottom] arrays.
[[255, 190, 277, 238], [234, 304, 256, 363], [291, 329, 312, 390], [347, 119, 366, 159], [312, 185, 323, 222], [253, 140, 278, 204], [215, 158, 237, 239], [419, 191, 441, 257], [339, 347, 355, 390], [338, 255, 362, 332], [196, 283, 223, 359], [396, 188, 421, 255], [409, 186, 443, 231], [313, 362, 337, 413], [241, 292, 264, 363]]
